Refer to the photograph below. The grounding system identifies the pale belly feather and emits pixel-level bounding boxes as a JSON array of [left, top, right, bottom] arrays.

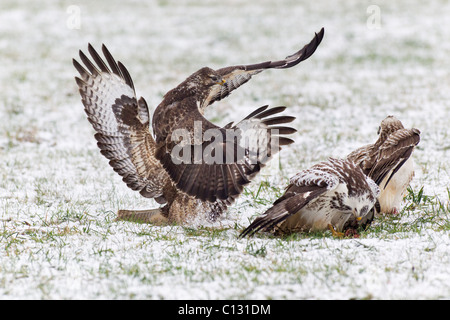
[[378, 158, 414, 214]]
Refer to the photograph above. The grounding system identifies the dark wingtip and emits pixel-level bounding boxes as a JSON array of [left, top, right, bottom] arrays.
[[298, 27, 325, 59], [238, 225, 256, 239], [317, 27, 325, 42], [277, 137, 295, 146], [277, 27, 325, 69], [239, 214, 272, 239]]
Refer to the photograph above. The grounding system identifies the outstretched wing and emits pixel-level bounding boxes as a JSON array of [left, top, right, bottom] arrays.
[[73, 44, 168, 203], [368, 128, 420, 187], [155, 105, 297, 204], [206, 28, 324, 106], [239, 164, 339, 237]]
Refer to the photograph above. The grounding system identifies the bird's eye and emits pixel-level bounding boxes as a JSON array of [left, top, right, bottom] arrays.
[[360, 205, 369, 215], [342, 205, 352, 212], [209, 75, 218, 82]]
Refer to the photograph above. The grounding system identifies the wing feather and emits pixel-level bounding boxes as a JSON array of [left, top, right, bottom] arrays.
[[239, 185, 328, 237], [156, 106, 297, 203], [240, 160, 343, 237], [368, 128, 420, 187], [73, 44, 168, 201], [207, 28, 324, 106]]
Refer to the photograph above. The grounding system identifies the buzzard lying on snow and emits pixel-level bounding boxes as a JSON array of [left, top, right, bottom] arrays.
[[240, 158, 380, 238], [73, 28, 324, 224], [347, 115, 420, 215]]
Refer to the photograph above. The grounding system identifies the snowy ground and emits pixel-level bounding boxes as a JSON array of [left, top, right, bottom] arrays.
[[1, 0, 449, 300]]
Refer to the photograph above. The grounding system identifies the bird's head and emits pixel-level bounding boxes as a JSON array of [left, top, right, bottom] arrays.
[[336, 195, 373, 222], [351, 204, 370, 222], [161, 67, 226, 108], [183, 67, 226, 112], [333, 178, 379, 222], [348, 180, 379, 222], [330, 159, 378, 221], [197, 67, 226, 86], [377, 115, 404, 136], [187, 67, 226, 91]]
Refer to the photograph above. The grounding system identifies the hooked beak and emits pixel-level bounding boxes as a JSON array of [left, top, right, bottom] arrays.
[[217, 78, 226, 86], [353, 209, 362, 221]]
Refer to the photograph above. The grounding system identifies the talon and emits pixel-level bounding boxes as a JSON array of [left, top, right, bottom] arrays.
[[328, 224, 344, 238]]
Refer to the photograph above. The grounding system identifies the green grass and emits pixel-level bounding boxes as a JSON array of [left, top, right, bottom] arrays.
[[1, 0, 449, 300], [357, 186, 450, 237], [242, 183, 450, 239]]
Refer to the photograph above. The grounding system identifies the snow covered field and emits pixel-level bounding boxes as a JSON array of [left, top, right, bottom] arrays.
[[0, 0, 449, 299]]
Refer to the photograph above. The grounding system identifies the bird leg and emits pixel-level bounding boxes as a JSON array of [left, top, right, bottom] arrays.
[[328, 224, 345, 238], [115, 208, 168, 225]]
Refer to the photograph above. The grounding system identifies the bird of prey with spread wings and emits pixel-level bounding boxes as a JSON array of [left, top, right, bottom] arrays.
[[240, 158, 380, 238], [73, 28, 324, 225], [347, 115, 420, 215]]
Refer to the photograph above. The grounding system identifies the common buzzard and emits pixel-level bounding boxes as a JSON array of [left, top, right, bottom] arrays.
[[240, 158, 380, 237], [73, 28, 324, 224], [347, 116, 420, 215]]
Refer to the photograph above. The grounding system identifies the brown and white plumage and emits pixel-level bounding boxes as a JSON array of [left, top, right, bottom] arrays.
[[73, 45, 168, 203], [73, 28, 324, 224], [240, 158, 380, 237], [347, 116, 420, 215]]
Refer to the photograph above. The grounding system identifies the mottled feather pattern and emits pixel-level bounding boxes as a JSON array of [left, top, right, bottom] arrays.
[[347, 116, 420, 215], [290, 158, 373, 196], [207, 68, 261, 106], [208, 28, 324, 106], [74, 45, 168, 201], [156, 105, 296, 203], [350, 118, 420, 189], [74, 28, 324, 224], [240, 158, 379, 237], [289, 163, 339, 190], [369, 128, 420, 186]]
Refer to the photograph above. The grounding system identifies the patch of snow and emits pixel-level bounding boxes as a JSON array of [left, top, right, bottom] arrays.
[[0, 0, 449, 300]]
